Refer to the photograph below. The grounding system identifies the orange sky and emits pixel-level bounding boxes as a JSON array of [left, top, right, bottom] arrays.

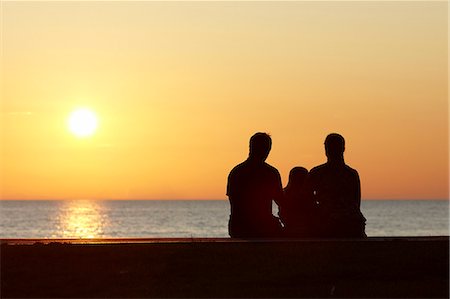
[[1, 1, 448, 200]]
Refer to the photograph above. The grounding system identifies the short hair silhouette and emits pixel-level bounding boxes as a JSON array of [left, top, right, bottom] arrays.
[[325, 133, 345, 159], [308, 132, 366, 238], [227, 132, 283, 238], [249, 132, 272, 161]]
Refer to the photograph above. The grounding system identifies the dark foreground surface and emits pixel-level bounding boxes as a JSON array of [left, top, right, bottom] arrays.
[[1, 237, 449, 298]]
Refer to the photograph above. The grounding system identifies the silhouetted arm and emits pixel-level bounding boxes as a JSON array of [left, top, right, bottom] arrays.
[[226, 171, 233, 198], [354, 171, 361, 209], [273, 171, 284, 206], [301, 171, 317, 205]]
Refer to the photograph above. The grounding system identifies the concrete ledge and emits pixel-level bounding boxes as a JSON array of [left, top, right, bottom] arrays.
[[1, 237, 448, 298]]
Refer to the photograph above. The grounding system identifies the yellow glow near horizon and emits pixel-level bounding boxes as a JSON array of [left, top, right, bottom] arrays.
[[1, 2, 448, 200], [68, 108, 98, 138]]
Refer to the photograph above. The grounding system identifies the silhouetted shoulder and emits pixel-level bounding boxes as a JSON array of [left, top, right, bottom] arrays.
[[308, 163, 328, 177], [344, 164, 359, 176], [228, 161, 247, 176], [310, 163, 358, 175], [226, 161, 247, 196], [264, 162, 281, 175], [228, 160, 279, 176]]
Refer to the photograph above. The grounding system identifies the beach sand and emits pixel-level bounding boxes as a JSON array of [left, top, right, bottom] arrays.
[[1, 237, 448, 298]]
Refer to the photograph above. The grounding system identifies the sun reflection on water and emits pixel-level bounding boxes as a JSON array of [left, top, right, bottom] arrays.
[[56, 200, 108, 238]]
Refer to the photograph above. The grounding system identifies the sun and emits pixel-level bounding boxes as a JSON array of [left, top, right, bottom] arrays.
[[68, 108, 98, 137]]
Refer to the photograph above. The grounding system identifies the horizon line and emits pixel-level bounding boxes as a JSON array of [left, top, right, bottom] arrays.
[[0, 198, 449, 201]]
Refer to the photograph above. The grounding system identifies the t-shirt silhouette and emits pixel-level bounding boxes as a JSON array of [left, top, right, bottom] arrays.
[[227, 159, 283, 237], [307, 161, 366, 237]]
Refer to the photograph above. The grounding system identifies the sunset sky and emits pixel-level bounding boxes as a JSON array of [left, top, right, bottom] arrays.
[[1, 1, 448, 200]]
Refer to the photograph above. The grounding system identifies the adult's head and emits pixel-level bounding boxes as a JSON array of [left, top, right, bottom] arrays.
[[249, 132, 272, 162], [325, 133, 345, 161]]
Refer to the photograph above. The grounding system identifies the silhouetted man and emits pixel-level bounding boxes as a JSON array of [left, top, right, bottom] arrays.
[[227, 133, 283, 238], [306, 133, 366, 238]]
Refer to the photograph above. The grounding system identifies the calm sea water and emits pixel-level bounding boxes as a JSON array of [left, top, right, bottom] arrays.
[[0, 200, 448, 238]]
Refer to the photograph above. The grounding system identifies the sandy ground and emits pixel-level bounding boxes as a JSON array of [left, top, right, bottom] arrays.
[[1, 237, 448, 298]]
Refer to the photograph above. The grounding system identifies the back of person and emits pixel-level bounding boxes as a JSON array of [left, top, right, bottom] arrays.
[[227, 133, 283, 238], [306, 133, 366, 238], [308, 163, 366, 237], [228, 160, 282, 237], [279, 167, 319, 237]]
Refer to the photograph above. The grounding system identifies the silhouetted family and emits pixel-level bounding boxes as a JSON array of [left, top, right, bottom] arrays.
[[227, 132, 366, 238]]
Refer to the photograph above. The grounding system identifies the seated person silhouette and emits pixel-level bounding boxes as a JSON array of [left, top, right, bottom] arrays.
[[227, 132, 283, 238], [279, 167, 318, 237], [305, 133, 367, 238]]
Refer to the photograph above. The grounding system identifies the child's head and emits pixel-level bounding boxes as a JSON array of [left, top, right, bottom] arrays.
[[288, 167, 308, 187]]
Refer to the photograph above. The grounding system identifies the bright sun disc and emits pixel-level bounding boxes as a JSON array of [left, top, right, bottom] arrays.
[[68, 108, 98, 137]]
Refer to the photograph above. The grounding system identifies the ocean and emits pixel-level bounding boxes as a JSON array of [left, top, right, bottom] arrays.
[[0, 200, 448, 238]]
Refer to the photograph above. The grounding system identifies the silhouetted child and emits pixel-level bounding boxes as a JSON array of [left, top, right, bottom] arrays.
[[279, 167, 317, 237]]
